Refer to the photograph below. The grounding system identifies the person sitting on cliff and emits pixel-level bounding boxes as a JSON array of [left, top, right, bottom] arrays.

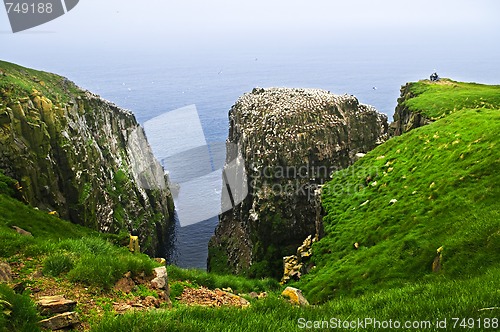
[[430, 72, 439, 82]]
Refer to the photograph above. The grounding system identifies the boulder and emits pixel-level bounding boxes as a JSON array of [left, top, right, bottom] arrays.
[[281, 287, 309, 306], [11, 226, 32, 237], [249, 291, 267, 299], [215, 289, 250, 308], [150, 266, 168, 290], [282, 287, 309, 306], [36, 295, 77, 315], [0, 262, 12, 283], [39, 311, 79, 330]]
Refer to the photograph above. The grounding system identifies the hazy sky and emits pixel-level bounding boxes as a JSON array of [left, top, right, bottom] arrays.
[[1, 0, 499, 52]]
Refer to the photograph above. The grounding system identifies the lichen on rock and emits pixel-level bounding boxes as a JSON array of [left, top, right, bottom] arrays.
[[390, 83, 433, 136], [0, 61, 174, 256]]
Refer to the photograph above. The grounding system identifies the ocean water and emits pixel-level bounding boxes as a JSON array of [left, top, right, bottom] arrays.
[[23, 43, 500, 269]]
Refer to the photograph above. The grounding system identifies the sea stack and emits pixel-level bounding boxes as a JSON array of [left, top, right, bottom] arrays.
[[208, 87, 389, 278]]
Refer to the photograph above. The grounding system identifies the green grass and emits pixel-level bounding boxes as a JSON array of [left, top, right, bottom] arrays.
[[167, 265, 280, 294], [90, 268, 500, 332], [297, 106, 500, 303], [401, 79, 500, 119], [0, 60, 82, 103], [42, 253, 74, 277], [0, 284, 40, 332], [0, 175, 158, 289], [2, 79, 500, 330]]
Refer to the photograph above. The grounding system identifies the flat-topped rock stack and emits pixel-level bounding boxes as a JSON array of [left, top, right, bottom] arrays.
[[209, 87, 388, 278]]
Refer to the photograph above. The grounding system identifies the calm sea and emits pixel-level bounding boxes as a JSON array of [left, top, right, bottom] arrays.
[[20, 43, 500, 269]]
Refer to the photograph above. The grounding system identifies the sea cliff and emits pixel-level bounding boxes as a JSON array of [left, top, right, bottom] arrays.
[[208, 87, 388, 277], [0, 61, 174, 255]]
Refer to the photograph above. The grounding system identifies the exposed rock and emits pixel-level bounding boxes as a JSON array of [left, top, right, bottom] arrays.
[[114, 276, 136, 293], [390, 82, 433, 136], [39, 311, 79, 330], [282, 287, 309, 306], [114, 303, 132, 313], [179, 287, 250, 307], [0, 262, 12, 283], [249, 292, 259, 299], [143, 295, 160, 308], [282, 255, 301, 283], [353, 152, 366, 162], [248, 291, 268, 299], [11, 226, 32, 236], [281, 235, 315, 283], [209, 88, 388, 277], [150, 266, 168, 290], [0, 61, 175, 256], [36, 295, 77, 315]]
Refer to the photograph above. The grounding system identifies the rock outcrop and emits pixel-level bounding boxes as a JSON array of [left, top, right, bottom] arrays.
[[281, 235, 315, 284], [390, 82, 433, 136], [0, 262, 11, 283], [282, 286, 309, 306], [0, 61, 174, 255], [39, 312, 80, 330], [37, 295, 77, 315], [208, 87, 388, 278]]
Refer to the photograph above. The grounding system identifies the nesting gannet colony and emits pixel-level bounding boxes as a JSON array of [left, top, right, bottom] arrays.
[[209, 87, 388, 277]]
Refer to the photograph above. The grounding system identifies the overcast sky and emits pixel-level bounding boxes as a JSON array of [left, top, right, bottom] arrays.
[[1, 0, 499, 51]]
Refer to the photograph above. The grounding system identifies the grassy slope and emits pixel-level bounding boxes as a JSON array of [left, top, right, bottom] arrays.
[[3, 79, 500, 331], [402, 79, 500, 119], [0, 60, 82, 102], [92, 80, 500, 331], [92, 270, 500, 332], [0, 175, 279, 331], [297, 80, 500, 304]]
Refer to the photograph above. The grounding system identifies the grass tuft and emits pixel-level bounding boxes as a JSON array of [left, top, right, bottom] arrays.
[[42, 253, 74, 277], [0, 284, 40, 332]]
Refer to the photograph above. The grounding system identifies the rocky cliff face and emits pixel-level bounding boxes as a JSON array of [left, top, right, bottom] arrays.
[[208, 87, 388, 278], [0, 61, 174, 255], [390, 83, 433, 136]]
